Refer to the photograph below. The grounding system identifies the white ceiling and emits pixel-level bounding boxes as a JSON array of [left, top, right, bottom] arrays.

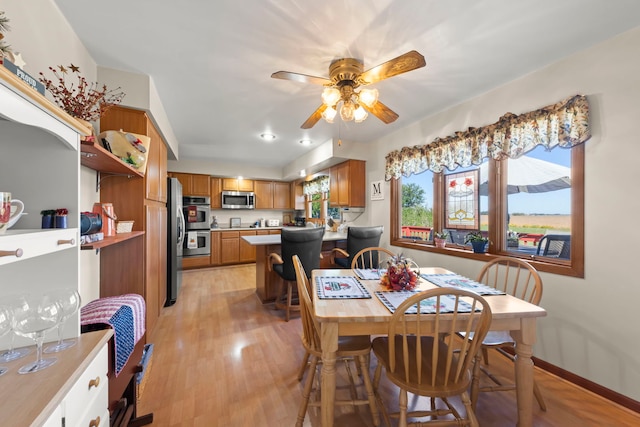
[[54, 0, 640, 170]]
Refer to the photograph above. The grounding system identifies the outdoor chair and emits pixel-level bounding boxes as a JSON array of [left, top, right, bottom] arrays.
[[536, 234, 570, 259]]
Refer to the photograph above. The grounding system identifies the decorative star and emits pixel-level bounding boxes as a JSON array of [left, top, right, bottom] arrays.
[[69, 63, 80, 73], [58, 65, 68, 73], [12, 52, 26, 68]]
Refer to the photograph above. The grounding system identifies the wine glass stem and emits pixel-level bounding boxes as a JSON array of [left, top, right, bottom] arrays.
[[35, 334, 44, 364], [56, 324, 65, 345]]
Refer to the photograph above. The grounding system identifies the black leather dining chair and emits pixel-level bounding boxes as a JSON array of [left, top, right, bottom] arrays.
[[268, 227, 325, 321], [331, 225, 384, 268]]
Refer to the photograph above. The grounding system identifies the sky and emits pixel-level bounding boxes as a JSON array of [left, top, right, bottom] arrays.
[[403, 145, 572, 215]]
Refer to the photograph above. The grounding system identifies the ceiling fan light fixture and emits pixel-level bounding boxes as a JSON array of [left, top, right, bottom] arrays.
[[358, 88, 379, 107], [340, 100, 355, 122], [354, 105, 368, 123], [321, 87, 340, 107], [322, 105, 337, 123]]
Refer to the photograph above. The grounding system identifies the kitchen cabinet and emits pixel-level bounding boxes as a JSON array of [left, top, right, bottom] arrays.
[[222, 177, 254, 192], [329, 159, 366, 208], [254, 180, 291, 209], [239, 230, 257, 262], [210, 231, 221, 265], [210, 177, 222, 209], [182, 255, 210, 269], [220, 231, 240, 264], [99, 106, 169, 336], [170, 172, 210, 196]]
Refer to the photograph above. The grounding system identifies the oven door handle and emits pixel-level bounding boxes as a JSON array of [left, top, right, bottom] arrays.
[[177, 206, 186, 246]]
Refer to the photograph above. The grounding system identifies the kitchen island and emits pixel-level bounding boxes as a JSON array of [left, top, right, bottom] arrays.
[[243, 229, 347, 303]]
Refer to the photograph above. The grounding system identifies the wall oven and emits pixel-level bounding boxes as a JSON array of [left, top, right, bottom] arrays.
[[183, 196, 211, 231], [183, 230, 211, 257]]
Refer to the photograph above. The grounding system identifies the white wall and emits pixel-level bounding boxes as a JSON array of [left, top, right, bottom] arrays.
[[365, 27, 640, 400]]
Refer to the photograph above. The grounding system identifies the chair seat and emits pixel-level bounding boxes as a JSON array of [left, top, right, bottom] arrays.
[[372, 335, 471, 397], [460, 330, 514, 347], [334, 256, 350, 268]]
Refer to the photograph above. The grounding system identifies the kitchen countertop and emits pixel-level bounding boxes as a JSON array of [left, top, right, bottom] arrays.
[[210, 226, 285, 232], [242, 230, 347, 245]]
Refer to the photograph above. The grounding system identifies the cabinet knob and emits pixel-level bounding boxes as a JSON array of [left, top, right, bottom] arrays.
[[88, 376, 100, 389], [57, 238, 76, 246], [88, 415, 101, 427], [0, 248, 23, 258]]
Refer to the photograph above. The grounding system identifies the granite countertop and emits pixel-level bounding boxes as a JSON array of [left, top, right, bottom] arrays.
[[242, 230, 348, 245]]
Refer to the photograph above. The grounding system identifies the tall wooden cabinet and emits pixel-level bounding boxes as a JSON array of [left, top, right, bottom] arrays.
[[99, 106, 168, 336], [329, 159, 366, 208]]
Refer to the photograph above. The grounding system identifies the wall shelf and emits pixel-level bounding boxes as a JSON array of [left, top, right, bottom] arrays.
[[81, 231, 145, 251], [80, 140, 145, 177]]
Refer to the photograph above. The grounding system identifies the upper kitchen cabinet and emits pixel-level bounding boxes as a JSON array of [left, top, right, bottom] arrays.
[[170, 172, 210, 196], [329, 159, 366, 208], [222, 178, 254, 192], [210, 177, 222, 209], [100, 106, 167, 203], [254, 180, 292, 210]]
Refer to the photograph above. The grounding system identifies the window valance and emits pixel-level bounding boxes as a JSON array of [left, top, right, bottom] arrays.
[[302, 175, 330, 196], [384, 94, 591, 180]]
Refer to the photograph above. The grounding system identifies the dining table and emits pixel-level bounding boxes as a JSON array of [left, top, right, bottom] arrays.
[[312, 267, 547, 427]]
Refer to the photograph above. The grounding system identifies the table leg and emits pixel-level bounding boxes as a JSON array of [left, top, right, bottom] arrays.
[[320, 322, 339, 427], [511, 318, 537, 427]]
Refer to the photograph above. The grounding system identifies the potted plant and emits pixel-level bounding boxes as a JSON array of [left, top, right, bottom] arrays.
[[433, 231, 448, 248], [464, 231, 490, 253]]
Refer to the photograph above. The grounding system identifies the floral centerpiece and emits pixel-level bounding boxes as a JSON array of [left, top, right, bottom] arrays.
[[380, 253, 420, 291]]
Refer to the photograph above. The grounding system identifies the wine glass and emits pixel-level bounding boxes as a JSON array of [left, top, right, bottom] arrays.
[[13, 294, 61, 374], [44, 289, 81, 353], [0, 306, 12, 376], [0, 295, 32, 363]]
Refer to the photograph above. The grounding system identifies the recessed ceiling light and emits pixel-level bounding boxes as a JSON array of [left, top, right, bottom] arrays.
[[300, 169, 306, 177], [260, 133, 276, 141], [299, 139, 312, 145]]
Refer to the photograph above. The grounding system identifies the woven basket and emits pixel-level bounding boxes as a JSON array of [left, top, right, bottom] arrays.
[[116, 220, 134, 233]]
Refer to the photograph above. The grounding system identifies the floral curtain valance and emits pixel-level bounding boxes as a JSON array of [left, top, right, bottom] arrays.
[[302, 175, 330, 196], [384, 94, 591, 181]]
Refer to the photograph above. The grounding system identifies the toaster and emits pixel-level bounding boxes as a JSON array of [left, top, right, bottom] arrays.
[[267, 219, 280, 227]]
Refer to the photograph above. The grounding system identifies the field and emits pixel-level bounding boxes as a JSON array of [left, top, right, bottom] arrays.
[[481, 214, 571, 233]]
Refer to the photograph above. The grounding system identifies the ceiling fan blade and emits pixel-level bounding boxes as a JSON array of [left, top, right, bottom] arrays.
[[271, 71, 332, 86], [301, 104, 328, 129], [357, 50, 426, 85], [362, 100, 399, 124]]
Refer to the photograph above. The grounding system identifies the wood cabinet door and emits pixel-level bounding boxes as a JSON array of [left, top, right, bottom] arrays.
[[190, 174, 211, 196], [220, 231, 240, 264], [145, 203, 164, 335], [222, 178, 238, 191], [329, 165, 340, 207], [239, 231, 257, 262], [238, 179, 254, 192], [145, 118, 166, 202], [337, 162, 350, 206], [210, 231, 221, 266], [210, 178, 222, 209], [254, 180, 273, 209], [273, 181, 291, 209], [171, 172, 191, 194]]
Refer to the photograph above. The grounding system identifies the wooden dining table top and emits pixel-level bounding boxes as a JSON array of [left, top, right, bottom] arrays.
[[312, 267, 547, 326]]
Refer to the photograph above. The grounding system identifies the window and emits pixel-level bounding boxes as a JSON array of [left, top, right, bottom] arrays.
[[387, 95, 589, 277]]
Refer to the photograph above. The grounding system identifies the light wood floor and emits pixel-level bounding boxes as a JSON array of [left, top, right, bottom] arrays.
[[138, 265, 640, 426]]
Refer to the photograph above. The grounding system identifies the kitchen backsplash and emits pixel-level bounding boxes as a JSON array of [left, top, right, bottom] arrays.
[[210, 209, 293, 228]]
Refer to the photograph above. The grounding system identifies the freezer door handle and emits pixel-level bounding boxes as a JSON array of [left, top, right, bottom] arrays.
[[177, 206, 186, 247]]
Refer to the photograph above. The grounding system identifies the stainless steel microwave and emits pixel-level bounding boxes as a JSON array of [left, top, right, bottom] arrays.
[[221, 191, 255, 209]]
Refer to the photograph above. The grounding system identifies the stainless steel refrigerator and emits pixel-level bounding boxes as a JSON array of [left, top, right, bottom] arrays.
[[166, 177, 185, 306]]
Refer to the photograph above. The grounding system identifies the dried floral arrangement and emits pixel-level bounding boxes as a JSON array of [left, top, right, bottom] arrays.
[[0, 10, 11, 56], [38, 64, 125, 121]]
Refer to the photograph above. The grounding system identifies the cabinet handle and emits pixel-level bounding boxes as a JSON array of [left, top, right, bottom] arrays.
[[88, 376, 100, 389], [57, 238, 76, 246], [0, 248, 23, 258], [88, 415, 100, 427]]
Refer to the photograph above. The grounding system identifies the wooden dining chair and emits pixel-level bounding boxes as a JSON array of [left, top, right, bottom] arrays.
[[372, 288, 492, 427], [292, 255, 379, 427], [350, 246, 395, 269], [470, 256, 546, 411], [331, 225, 384, 268]]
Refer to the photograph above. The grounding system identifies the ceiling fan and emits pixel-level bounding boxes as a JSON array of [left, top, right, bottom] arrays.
[[271, 50, 426, 129]]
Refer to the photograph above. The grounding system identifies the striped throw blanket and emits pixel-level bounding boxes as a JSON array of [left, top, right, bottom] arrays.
[[81, 294, 146, 376]]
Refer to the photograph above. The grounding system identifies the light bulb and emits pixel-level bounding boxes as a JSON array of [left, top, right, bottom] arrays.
[[321, 88, 340, 107], [354, 105, 368, 123], [340, 100, 355, 122], [358, 88, 379, 107], [322, 105, 337, 123]]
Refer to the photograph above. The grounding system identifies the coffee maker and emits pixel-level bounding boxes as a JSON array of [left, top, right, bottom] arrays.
[[294, 216, 306, 227]]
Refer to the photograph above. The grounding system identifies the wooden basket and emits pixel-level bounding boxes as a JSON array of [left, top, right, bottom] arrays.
[[116, 220, 134, 233]]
